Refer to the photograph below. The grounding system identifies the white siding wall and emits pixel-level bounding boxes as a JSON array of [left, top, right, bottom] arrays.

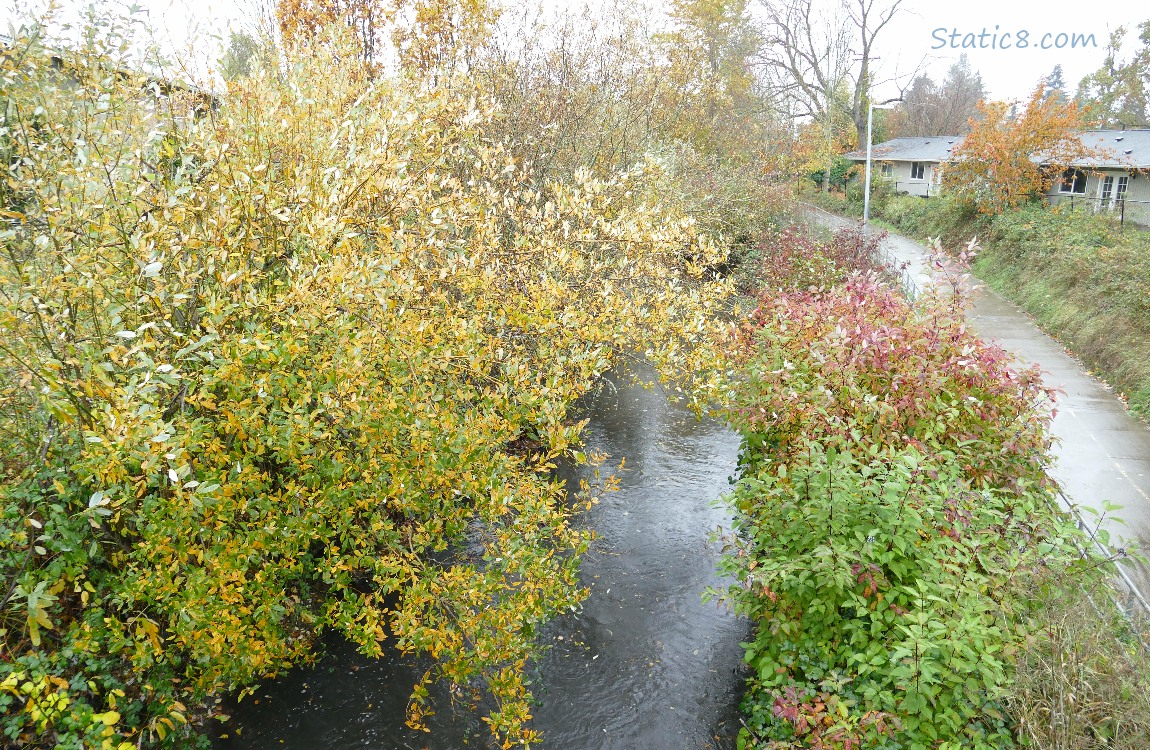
[[1045, 170, 1150, 227], [1124, 174, 1150, 226], [878, 161, 939, 197]]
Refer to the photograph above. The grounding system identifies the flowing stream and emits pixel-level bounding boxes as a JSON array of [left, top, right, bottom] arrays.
[[213, 366, 749, 749]]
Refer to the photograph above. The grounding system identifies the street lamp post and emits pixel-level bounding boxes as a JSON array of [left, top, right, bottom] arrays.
[[862, 99, 899, 233], [863, 102, 877, 232]]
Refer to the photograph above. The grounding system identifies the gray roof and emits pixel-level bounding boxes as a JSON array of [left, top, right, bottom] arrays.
[[843, 130, 1150, 170], [844, 136, 963, 163], [1068, 130, 1150, 170]]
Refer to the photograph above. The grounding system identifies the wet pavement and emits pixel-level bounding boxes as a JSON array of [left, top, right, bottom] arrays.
[[807, 207, 1150, 601]]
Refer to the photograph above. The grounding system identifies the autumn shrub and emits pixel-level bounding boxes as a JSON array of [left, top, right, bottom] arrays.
[[727, 273, 1055, 492], [658, 144, 794, 251], [0, 22, 731, 749], [746, 224, 885, 293]]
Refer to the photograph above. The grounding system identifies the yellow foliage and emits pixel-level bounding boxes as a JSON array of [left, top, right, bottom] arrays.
[[0, 23, 732, 745]]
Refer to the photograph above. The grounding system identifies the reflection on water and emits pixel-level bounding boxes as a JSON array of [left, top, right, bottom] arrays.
[[213, 366, 749, 749]]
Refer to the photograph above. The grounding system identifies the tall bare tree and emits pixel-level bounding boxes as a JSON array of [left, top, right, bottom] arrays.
[[887, 54, 985, 136], [756, 0, 852, 124], [756, 0, 853, 189], [757, 0, 911, 151], [844, 0, 906, 148]]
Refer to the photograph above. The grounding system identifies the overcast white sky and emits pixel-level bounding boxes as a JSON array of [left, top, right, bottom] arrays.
[[879, 0, 1146, 100], [3, 0, 1148, 102]]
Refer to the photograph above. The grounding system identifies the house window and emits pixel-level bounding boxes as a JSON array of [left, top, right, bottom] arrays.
[[880, 163, 893, 177], [910, 162, 926, 180], [1116, 175, 1129, 203], [1100, 176, 1114, 204], [1059, 168, 1087, 194]]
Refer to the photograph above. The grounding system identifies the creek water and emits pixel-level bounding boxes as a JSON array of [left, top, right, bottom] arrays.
[[213, 366, 750, 749]]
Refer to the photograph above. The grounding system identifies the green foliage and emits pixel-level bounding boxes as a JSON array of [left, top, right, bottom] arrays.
[[719, 226, 1115, 748], [843, 173, 894, 216], [809, 156, 856, 192], [1077, 20, 1150, 129], [798, 183, 854, 217], [657, 144, 793, 252], [876, 194, 984, 248], [218, 31, 268, 83], [723, 445, 1085, 748]]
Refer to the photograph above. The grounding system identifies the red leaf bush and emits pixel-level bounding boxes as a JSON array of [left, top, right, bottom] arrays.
[[728, 264, 1056, 491]]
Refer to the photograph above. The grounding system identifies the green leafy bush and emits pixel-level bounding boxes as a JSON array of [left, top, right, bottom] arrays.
[[723, 445, 1084, 748], [876, 195, 980, 244], [809, 157, 857, 193], [844, 174, 894, 216]]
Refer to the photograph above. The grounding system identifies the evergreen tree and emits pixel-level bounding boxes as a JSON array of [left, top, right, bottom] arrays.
[[218, 30, 262, 82], [1043, 64, 1068, 103]]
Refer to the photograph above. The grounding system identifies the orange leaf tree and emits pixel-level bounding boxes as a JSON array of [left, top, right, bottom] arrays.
[[944, 83, 1098, 214]]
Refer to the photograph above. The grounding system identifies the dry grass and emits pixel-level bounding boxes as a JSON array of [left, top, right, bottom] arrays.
[[1008, 576, 1150, 749]]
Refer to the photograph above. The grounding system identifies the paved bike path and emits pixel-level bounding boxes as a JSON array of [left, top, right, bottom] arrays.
[[807, 208, 1150, 597]]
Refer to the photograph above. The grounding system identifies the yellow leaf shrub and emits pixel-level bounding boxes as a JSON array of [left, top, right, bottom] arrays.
[[1, 22, 731, 747]]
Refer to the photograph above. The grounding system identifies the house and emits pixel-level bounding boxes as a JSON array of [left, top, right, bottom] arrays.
[[1043, 130, 1150, 226], [844, 129, 1150, 226], [843, 136, 963, 197], [1, 32, 216, 119]]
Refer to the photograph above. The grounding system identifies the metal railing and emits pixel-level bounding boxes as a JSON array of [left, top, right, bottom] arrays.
[[871, 241, 920, 299], [1046, 194, 1150, 229], [1055, 490, 1150, 648]]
